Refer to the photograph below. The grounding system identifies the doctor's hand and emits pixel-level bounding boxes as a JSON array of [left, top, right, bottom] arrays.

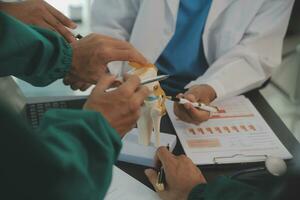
[[145, 147, 206, 200], [0, 0, 77, 43], [84, 74, 149, 137], [174, 85, 216, 125], [64, 33, 148, 91]]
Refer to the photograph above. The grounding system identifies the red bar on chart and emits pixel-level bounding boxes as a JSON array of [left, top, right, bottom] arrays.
[[197, 128, 204, 134], [223, 126, 231, 133], [206, 127, 213, 134], [240, 125, 248, 132], [249, 125, 256, 131], [187, 139, 221, 148], [218, 109, 226, 113], [232, 126, 239, 132], [215, 127, 222, 134], [188, 128, 196, 135]]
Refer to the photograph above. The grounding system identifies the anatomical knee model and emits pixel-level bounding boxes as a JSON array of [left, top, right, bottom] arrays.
[[129, 62, 167, 147]]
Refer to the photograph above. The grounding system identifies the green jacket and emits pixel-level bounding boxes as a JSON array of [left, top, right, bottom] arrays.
[[188, 176, 265, 200], [0, 12, 121, 200], [188, 160, 300, 200]]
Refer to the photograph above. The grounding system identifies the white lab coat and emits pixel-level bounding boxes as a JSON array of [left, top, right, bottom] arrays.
[[91, 0, 294, 99]]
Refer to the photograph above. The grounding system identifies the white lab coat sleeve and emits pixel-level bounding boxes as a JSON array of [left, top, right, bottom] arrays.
[[90, 0, 141, 76], [185, 0, 294, 99]]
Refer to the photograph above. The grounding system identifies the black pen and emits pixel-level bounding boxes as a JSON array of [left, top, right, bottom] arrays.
[[156, 144, 170, 191], [75, 34, 83, 40], [105, 75, 169, 92]]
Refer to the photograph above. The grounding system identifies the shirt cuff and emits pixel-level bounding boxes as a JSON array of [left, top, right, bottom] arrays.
[[48, 40, 72, 80], [188, 176, 262, 200], [188, 184, 207, 200]]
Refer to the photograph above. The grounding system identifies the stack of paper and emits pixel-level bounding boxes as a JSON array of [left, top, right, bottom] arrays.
[[166, 96, 292, 165]]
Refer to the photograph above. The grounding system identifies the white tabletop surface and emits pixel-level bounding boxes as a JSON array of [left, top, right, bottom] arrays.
[[14, 78, 93, 100]]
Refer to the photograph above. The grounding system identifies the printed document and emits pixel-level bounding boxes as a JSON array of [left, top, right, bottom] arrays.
[[104, 166, 160, 200], [166, 96, 292, 165]]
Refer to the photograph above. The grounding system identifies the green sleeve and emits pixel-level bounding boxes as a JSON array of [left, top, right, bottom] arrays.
[[0, 11, 72, 86], [188, 176, 266, 200], [0, 105, 122, 200]]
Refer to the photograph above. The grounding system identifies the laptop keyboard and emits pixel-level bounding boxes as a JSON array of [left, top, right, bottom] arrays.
[[25, 99, 86, 129]]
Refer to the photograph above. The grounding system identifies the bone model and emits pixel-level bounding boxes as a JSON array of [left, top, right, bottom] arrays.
[[128, 62, 167, 147]]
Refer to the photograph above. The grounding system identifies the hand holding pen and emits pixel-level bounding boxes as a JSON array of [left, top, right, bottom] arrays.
[[173, 85, 217, 125], [155, 144, 170, 191], [105, 75, 169, 92], [144, 147, 206, 200], [168, 97, 219, 113]]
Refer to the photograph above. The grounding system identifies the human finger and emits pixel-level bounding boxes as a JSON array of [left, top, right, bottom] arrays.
[[184, 93, 197, 102], [44, 1, 77, 29], [34, 20, 56, 32], [110, 80, 122, 88], [103, 48, 148, 65], [70, 83, 80, 90], [66, 77, 86, 91], [42, 12, 75, 43], [63, 74, 79, 87], [117, 74, 141, 96], [63, 73, 80, 85], [63, 74, 72, 85], [115, 112, 141, 136], [186, 106, 210, 124], [144, 169, 159, 192], [156, 147, 176, 170], [93, 75, 116, 93], [128, 86, 149, 112], [71, 81, 87, 91], [79, 83, 92, 91], [174, 103, 195, 124], [180, 92, 210, 124], [95, 37, 135, 50]]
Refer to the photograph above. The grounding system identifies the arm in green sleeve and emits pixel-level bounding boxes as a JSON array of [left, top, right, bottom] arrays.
[[0, 11, 72, 86], [0, 105, 122, 200], [188, 176, 266, 200]]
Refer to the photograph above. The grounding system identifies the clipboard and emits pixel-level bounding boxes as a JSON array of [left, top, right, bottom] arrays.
[[212, 154, 268, 164], [165, 96, 293, 165]]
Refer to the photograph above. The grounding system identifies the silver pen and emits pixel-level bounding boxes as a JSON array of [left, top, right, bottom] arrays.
[[105, 75, 169, 92]]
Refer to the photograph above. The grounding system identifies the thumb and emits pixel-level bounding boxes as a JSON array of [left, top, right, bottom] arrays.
[[184, 93, 197, 102], [93, 74, 116, 92], [145, 169, 158, 191]]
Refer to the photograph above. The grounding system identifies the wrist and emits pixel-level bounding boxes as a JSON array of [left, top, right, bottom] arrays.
[[70, 42, 79, 74]]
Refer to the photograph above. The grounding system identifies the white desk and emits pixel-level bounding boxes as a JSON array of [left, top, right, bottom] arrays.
[[14, 78, 92, 104]]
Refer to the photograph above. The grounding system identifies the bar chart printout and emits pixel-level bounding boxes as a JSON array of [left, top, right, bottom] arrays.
[[166, 96, 292, 165]]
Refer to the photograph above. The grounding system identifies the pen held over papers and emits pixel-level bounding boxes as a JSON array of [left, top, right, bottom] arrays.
[[105, 75, 170, 92], [168, 97, 219, 113]]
